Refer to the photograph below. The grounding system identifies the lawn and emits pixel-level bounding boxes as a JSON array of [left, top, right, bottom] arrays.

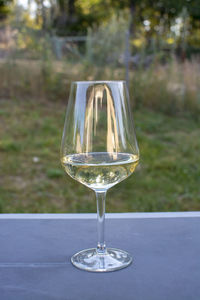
[[0, 98, 199, 213]]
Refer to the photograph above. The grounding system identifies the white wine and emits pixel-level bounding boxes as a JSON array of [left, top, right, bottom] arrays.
[[61, 152, 139, 190]]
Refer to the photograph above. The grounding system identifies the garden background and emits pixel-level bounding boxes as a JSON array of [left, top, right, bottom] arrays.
[[0, 0, 200, 213]]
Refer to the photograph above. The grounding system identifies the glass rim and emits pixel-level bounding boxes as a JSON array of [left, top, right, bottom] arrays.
[[72, 80, 126, 84]]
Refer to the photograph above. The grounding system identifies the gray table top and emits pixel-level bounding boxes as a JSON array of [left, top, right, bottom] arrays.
[[0, 212, 200, 300]]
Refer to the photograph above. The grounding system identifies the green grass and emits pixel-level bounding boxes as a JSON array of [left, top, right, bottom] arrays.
[[0, 98, 200, 213]]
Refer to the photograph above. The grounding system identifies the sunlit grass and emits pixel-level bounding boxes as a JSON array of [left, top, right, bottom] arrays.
[[0, 98, 199, 213]]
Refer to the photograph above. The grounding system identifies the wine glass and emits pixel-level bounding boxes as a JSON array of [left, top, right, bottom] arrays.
[[60, 81, 139, 272]]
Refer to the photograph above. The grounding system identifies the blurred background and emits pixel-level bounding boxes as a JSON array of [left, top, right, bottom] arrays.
[[0, 0, 200, 213]]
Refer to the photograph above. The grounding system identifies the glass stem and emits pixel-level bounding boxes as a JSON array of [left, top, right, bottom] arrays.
[[96, 190, 107, 254]]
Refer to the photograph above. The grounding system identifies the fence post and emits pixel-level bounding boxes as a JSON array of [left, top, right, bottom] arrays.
[[52, 36, 63, 60]]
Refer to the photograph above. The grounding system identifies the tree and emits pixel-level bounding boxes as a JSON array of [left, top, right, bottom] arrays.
[[0, 0, 12, 20], [54, 0, 78, 34]]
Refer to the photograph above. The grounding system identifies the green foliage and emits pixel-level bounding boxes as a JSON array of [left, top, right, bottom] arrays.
[[15, 28, 52, 59], [4, 0, 200, 59], [50, 0, 200, 50], [47, 168, 64, 179], [85, 13, 129, 67], [0, 0, 12, 20], [0, 140, 21, 152]]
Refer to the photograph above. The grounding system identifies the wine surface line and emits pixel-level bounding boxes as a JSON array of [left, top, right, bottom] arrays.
[[61, 152, 139, 190]]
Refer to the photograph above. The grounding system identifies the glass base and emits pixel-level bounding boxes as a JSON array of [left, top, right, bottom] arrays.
[[71, 248, 132, 272]]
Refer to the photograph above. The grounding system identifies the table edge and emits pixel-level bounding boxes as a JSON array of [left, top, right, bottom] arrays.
[[0, 212, 200, 219]]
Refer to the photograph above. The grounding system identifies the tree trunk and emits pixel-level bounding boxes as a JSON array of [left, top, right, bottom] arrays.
[[41, 0, 47, 31], [68, 0, 75, 16], [129, 0, 135, 38]]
